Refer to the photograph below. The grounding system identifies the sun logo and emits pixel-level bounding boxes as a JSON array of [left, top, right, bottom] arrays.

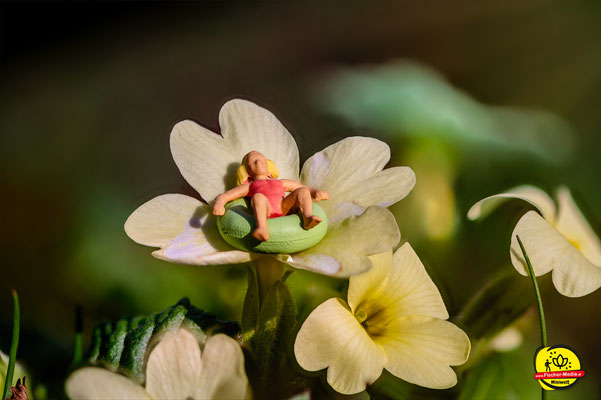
[[534, 345, 585, 390]]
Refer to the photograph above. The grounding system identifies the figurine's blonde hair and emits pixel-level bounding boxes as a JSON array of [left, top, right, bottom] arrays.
[[236, 153, 279, 185]]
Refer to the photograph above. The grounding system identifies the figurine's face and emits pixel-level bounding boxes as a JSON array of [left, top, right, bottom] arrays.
[[245, 151, 269, 177]]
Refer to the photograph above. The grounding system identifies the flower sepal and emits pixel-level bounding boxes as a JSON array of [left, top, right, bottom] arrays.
[[241, 261, 301, 398]]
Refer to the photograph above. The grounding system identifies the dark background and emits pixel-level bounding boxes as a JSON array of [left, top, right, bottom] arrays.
[[2, 1, 601, 398]]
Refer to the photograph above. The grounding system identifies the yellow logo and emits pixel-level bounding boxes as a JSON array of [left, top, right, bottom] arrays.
[[534, 345, 585, 390]]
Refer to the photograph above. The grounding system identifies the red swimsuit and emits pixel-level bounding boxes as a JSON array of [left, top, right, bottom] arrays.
[[248, 179, 286, 218]]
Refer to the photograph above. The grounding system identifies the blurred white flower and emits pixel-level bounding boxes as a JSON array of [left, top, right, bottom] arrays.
[[489, 327, 523, 352], [66, 330, 249, 400], [469, 185, 601, 297], [294, 244, 470, 394], [125, 99, 414, 277]]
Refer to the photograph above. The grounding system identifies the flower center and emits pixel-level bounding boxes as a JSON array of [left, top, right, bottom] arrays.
[[355, 309, 367, 324]]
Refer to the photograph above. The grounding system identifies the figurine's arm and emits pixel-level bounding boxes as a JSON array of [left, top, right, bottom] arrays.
[[213, 183, 251, 215], [281, 179, 329, 202]]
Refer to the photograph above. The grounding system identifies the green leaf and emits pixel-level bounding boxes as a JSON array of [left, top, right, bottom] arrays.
[[369, 370, 462, 400], [153, 305, 187, 336], [456, 270, 532, 340], [97, 319, 128, 371], [459, 351, 539, 400], [79, 298, 240, 384], [241, 266, 260, 345], [120, 317, 155, 383], [254, 280, 296, 381], [128, 315, 145, 330], [88, 322, 111, 363], [368, 371, 411, 400], [87, 323, 103, 363]]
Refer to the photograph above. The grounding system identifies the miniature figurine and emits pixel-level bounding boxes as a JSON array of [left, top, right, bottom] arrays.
[[213, 151, 329, 241]]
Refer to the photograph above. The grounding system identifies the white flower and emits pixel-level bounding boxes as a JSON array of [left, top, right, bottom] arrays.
[[468, 185, 601, 297], [66, 330, 249, 400], [488, 327, 523, 352], [294, 244, 470, 394], [125, 99, 415, 277]]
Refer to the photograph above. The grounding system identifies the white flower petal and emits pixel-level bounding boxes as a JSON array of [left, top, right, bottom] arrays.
[[170, 99, 299, 202], [145, 329, 202, 399], [294, 298, 386, 395], [349, 245, 448, 320], [125, 194, 203, 248], [510, 211, 601, 296], [376, 316, 470, 389], [65, 367, 151, 400], [347, 250, 393, 313], [510, 211, 567, 276], [467, 185, 556, 222], [554, 186, 601, 266], [300, 137, 415, 223], [374, 243, 449, 320], [551, 250, 601, 298], [285, 207, 400, 277], [151, 203, 257, 266], [194, 334, 249, 400]]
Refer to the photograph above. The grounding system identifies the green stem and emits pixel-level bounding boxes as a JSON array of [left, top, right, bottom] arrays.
[[72, 305, 83, 366], [516, 235, 547, 400], [2, 290, 20, 400], [255, 257, 284, 304], [516, 236, 547, 346]]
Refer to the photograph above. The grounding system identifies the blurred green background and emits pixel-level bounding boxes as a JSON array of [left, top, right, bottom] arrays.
[[1, 1, 600, 398]]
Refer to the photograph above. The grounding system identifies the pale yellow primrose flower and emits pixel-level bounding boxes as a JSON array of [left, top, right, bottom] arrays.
[[66, 330, 249, 400], [125, 99, 414, 277], [468, 185, 601, 297], [294, 244, 470, 394]]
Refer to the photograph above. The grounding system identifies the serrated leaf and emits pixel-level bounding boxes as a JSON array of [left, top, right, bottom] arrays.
[[153, 305, 187, 337], [88, 322, 112, 363], [119, 318, 155, 383], [97, 319, 128, 371], [128, 315, 145, 330], [87, 324, 103, 362], [81, 298, 240, 385]]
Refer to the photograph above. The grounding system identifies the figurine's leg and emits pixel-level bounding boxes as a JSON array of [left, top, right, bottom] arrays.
[[281, 187, 322, 230], [251, 193, 271, 241]]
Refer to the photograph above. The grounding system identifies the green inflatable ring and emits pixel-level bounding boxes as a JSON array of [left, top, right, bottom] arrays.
[[216, 198, 328, 254]]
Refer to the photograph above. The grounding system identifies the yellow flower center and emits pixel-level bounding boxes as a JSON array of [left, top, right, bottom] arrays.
[[355, 309, 367, 324], [353, 301, 389, 337]]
